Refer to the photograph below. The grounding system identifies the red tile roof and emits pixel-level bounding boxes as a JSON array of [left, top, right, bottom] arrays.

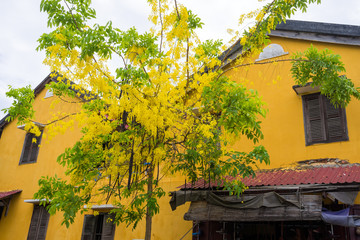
[[181, 164, 360, 189], [0, 190, 22, 200]]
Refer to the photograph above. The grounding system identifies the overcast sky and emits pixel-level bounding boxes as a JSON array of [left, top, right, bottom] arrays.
[[1, 0, 360, 119]]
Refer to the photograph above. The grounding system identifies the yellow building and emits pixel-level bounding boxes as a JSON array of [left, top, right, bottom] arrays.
[[1, 20, 360, 240], [174, 20, 360, 240]]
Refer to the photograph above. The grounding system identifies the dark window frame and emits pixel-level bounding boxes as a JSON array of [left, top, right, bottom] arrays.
[[27, 204, 50, 240], [302, 93, 349, 146], [19, 130, 43, 165], [81, 213, 115, 240]]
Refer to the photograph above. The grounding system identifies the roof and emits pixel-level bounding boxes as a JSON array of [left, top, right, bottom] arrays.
[[0, 190, 22, 200], [220, 20, 360, 64], [275, 20, 360, 37], [181, 164, 360, 190]]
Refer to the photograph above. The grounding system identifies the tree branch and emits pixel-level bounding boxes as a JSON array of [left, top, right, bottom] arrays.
[[45, 112, 79, 126], [217, 58, 309, 80]]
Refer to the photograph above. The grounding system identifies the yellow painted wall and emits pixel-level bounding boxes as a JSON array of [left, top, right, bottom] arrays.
[[0, 86, 192, 240], [228, 37, 360, 169], [0, 88, 84, 240]]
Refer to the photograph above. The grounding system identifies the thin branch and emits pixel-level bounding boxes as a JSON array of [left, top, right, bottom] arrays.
[[57, 95, 83, 104], [63, 0, 83, 32], [127, 138, 135, 189], [185, 38, 190, 92], [158, 0, 164, 54], [107, 45, 128, 70], [217, 0, 277, 68], [45, 112, 79, 126], [217, 58, 309, 80], [106, 174, 119, 204], [174, 0, 180, 19]]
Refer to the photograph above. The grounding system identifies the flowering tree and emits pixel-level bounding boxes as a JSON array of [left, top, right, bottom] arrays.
[[3, 0, 359, 239]]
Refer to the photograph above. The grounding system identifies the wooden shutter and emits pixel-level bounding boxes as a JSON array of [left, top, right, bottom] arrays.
[[21, 133, 33, 163], [323, 97, 348, 141], [81, 213, 115, 240], [27, 205, 50, 240], [81, 215, 96, 240], [37, 206, 50, 240], [303, 94, 326, 144], [29, 133, 42, 162], [303, 93, 348, 145], [101, 214, 115, 240], [20, 131, 43, 164]]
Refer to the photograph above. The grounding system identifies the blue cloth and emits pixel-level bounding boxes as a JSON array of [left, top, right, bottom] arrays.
[[322, 208, 360, 227]]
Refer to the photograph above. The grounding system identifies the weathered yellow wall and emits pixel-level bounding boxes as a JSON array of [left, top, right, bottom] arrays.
[[0, 86, 192, 240], [0, 88, 84, 240], [228, 37, 360, 169]]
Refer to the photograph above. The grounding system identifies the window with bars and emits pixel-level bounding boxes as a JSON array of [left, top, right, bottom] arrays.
[[302, 93, 348, 145], [27, 205, 50, 240], [19, 131, 43, 164], [81, 213, 115, 240]]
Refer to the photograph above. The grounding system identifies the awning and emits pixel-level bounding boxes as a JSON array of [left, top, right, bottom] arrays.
[[327, 191, 358, 205], [23, 199, 50, 204], [174, 191, 322, 222], [0, 190, 22, 218], [0, 190, 22, 200], [83, 204, 118, 210], [170, 191, 301, 211]]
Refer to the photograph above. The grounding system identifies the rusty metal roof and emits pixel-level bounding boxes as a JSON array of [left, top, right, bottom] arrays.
[[0, 190, 22, 200], [181, 164, 360, 190]]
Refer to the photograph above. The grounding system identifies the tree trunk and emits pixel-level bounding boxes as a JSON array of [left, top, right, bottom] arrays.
[[144, 167, 153, 240]]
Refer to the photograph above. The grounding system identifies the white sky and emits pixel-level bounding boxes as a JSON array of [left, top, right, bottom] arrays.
[[1, 0, 360, 119]]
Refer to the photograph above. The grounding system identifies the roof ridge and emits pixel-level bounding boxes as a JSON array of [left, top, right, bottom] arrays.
[[257, 162, 360, 173]]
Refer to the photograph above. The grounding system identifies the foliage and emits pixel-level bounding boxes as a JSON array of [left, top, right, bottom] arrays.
[[3, 86, 35, 124], [3, 0, 360, 238], [291, 45, 360, 107]]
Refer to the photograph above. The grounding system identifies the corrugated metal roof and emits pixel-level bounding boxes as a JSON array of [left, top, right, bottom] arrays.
[[181, 164, 360, 190], [0, 190, 22, 200]]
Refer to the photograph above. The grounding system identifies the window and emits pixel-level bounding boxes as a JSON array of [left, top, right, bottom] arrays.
[[27, 205, 50, 240], [44, 89, 54, 99], [81, 213, 115, 240], [302, 93, 348, 145], [256, 43, 288, 62], [19, 131, 43, 164]]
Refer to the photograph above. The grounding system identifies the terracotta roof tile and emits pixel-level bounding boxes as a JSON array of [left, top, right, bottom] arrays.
[[181, 165, 360, 189], [0, 190, 22, 200]]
